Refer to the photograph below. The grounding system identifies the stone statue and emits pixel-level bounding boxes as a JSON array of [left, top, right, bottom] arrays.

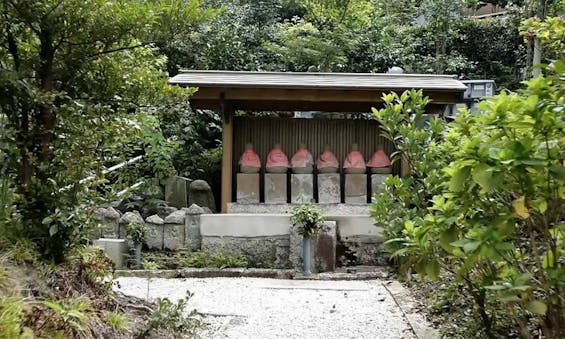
[[239, 142, 261, 173], [343, 143, 366, 174], [266, 143, 290, 173], [367, 146, 392, 174], [291, 142, 314, 174], [316, 145, 339, 173]]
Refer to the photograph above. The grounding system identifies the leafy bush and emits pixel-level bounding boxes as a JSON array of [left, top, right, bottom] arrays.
[[142, 250, 249, 269], [41, 298, 91, 335], [372, 62, 565, 337], [290, 204, 327, 237], [127, 221, 147, 245], [106, 311, 129, 331], [148, 293, 201, 335], [0, 297, 24, 339]]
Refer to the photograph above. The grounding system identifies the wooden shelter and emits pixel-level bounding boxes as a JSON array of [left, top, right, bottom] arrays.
[[169, 71, 467, 212]]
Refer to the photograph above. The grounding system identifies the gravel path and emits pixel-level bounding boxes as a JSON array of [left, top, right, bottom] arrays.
[[115, 277, 416, 339]]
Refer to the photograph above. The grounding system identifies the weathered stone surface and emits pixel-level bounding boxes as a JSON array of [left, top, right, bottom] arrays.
[[236, 173, 260, 204], [340, 237, 387, 266], [100, 220, 119, 238], [201, 235, 290, 267], [163, 223, 185, 250], [201, 214, 290, 237], [370, 174, 391, 199], [315, 221, 337, 272], [145, 223, 164, 250], [227, 203, 371, 215], [145, 214, 164, 225], [93, 239, 128, 269], [120, 211, 145, 225], [264, 173, 287, 203], [344, 174, 367, 204], [154, 206, 178, 219], [165, 176, 190, 208], [93, 207, 121, 220], [289, 221, 336, 273], [291, 174, 314, 203], [186, 204, 203, 251], [164, 210, 186, 224], [317, 173, 341, 203], [189, 180, 216, 212]]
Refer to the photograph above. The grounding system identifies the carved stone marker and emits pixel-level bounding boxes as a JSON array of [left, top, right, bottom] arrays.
[[367, 147, 392, 174], [317, 173, 341, 203], [291, 143, 314, 174], [239, 142, 261, 173], [343, 143, 366, 174], [316, 145, 339, 173], [93, 239, 127, 269], [264, 173, 287, 203], [189, 180, 216, 212], [186, 204, 204, 251], [371, 174, 391, 199], [345, 174, 367, 204], [145, 214, 164, 250], [165, 176, 190, 208], [291, 174, 314, 203], [266, 143, 290, 173], [236, 173, 260, 203]]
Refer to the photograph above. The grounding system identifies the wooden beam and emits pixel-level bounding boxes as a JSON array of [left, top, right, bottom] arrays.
[[220, 95, 233, 213]]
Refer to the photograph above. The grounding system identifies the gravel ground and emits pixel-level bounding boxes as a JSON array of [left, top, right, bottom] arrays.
[[114, 277, 416, 339]]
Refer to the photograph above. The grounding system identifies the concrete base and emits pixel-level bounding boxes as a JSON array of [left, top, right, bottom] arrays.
[[291, 174, 314, 204], [317, 173, 340, 203], [344, 174, 367, 204], [237, 173, 260, 204], [265, 173, 287, 204], [93, 238, 128, 269], [370, 174, 391, 199]]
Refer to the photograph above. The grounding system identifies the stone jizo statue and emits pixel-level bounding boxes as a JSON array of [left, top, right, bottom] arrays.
[[316, 145, 339, 173], [239, 142, 261, 173], [343, 143, 366, 174], [367, 146, 392, 174], [266, 143, 290, 173], [291, 143, 314, 174]]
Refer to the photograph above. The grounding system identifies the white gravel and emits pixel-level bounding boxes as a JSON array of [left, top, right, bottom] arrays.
[[114, 277, 416, 339]]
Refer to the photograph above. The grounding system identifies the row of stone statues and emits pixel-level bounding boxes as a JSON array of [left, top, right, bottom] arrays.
[[239, 142, 392, 174]]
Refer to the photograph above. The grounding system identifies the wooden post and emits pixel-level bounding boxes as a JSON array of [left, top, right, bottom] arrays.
[[220, 94, 233, 213]]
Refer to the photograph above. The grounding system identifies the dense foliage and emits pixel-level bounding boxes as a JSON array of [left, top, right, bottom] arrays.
[[372, 59, 564, 337]]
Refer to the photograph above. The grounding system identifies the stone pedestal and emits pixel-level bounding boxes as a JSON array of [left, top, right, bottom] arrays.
[[93, 239, 128, 269], [236, 173, 260, 203], [264, 173, 287, 203], [317, 173, 340, 203], [345, 174, 367, 204], [291, 174, 314, 204], [371, 174, 391, 199]]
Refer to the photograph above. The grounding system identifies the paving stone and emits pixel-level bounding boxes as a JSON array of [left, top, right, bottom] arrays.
[[291, 174, 314, 204], [264, 173, 287, 204], [344, 174, 367, 204], [236, 173, 260, 204], [317, 173, 341, 203]]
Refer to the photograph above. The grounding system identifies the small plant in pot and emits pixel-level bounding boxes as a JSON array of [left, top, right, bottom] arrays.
[[127, 221, 146, 269], [290, 205, 326, 275]]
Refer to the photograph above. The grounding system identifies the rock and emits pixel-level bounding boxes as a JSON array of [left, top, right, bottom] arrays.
[[164, 209, 186, 224], [187, 204, 205, 215], [146, 214, 165, 225], [119, 211, 145, 225], [93, 207, 120, 220], [189, 180, 216, 212], [164, 224, 185, 250], [165, 176, 191, 209]]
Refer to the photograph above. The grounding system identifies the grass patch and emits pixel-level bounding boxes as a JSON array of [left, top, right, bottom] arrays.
[[142, 250, 249, 269]]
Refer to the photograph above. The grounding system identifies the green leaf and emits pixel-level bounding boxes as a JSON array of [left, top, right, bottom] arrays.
[[512, 196, 530, 219], [425, 259, 440, 280], [526, 300, 547, 315], [49, 225, 59, 236], [549, 165, 565, 181], [542, 250, 555, 269], [439, 228, 458, 252], [463, 241, 481, 253], [471, 163, 493, 190], [449, 166, 470, 192]]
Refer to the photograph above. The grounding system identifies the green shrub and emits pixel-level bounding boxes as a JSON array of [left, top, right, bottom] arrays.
[[148, 293, 201, 334], [372, 62, 565, 337], [127, 221, 147, 245], [42, 297, 91, 334], [290, 204, 327, 237], [0, 297, 24, 339], [106, 311, 129, 331]]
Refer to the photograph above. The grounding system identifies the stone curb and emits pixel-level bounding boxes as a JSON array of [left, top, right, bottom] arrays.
[[383, 280, 440, 339], [113, 268, 390, 281]]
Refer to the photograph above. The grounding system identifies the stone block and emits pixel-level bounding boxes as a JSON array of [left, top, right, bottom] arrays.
[[264, 173, 287, 204], [317, 173, 341, 203], [370, 174, 391, 199], [165, 176, 190, 209], [236, 173, 260, 204], [289, 221, 336, 273], [145, 222, 164, 250], [163, 223, 185, 250], [291, 174, 314, 204], [93, 239, 128, 269], [344, 174, 367, 204], [201, 235, 289, 267], [186, 204, 204, 251]]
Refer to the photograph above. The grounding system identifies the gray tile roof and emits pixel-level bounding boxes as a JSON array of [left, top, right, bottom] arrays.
[[169, 70, 467, 92]]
